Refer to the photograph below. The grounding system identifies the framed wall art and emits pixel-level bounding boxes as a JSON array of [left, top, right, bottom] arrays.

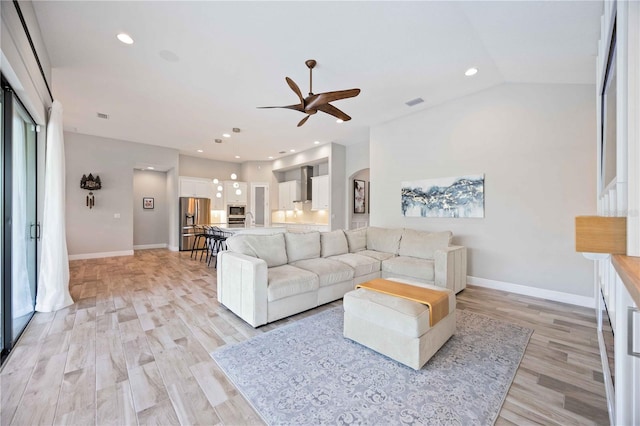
[[143, 197, 154, 209], [354, 179, 366, 214], [401, 174, 484, 218]]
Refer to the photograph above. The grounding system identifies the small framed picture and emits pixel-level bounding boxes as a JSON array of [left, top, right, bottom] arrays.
[[143, 197, 154, 209], [354, 179, 366, 214]]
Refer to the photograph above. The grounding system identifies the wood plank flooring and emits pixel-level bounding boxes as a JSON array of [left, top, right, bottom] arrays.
[[0, 249, 609, 425]]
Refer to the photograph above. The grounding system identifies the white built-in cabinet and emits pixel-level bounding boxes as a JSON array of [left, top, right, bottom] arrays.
[[594, 2, 640, 424], [278, 180, 300, 210], [224, 181, 247, 204], [311, 175, 329, 210], [179, 177, 214, 200]]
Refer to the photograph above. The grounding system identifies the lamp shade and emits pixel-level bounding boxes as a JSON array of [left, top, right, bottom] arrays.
[[575, 216, 627, 254]]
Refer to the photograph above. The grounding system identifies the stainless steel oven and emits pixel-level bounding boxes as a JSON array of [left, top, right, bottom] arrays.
[[227, 204, 246, 218], [227, 204, 246, 228]]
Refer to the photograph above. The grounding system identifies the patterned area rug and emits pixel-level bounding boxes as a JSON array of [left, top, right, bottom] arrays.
[[212, 307, 532, 425]]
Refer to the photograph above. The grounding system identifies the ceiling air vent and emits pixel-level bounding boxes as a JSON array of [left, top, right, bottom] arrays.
[[405, 97, 424, 107], [96, 112, 109, 119]]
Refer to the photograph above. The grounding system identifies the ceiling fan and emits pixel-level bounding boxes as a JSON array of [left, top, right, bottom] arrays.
[[259, 59, 361, 127]]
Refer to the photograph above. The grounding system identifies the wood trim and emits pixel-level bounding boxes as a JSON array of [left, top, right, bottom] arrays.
[[612, 255, 640, 307], [575, 216, 627, 254]]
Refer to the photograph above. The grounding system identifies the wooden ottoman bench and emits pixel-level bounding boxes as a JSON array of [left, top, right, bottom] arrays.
[[343, 278, 456, 370]]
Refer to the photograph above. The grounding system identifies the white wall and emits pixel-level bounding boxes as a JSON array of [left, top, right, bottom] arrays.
[[133, 170, 169, 247], [179, 155, 241, 180], [371, 83, 596, 298], [65, 132, 179, 256]]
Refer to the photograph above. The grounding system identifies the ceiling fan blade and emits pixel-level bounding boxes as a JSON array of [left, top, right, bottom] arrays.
[[297, 115, 311, 127], [306, 88, 360, 110], [316, 103, 351, 122], [286, 77, 304, 104], [257, 104, 304, 112]]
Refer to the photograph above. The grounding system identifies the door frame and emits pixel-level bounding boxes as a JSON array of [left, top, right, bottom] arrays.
[[250, 183, 270, 227]]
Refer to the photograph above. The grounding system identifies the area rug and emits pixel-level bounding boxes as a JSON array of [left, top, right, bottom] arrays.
[[212, 307, 532, 425]]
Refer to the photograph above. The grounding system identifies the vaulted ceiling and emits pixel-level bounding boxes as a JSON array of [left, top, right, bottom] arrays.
[[32, 1, 602, 163]]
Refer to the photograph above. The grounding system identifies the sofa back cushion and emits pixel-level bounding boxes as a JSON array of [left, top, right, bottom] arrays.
[[320, 230, 349, 258], [285, 231, 321, 263], [344, 228, 367, 253], [367, 227, 403, 254], [398, 229, 452, 259], [226, 233, 288, 267]]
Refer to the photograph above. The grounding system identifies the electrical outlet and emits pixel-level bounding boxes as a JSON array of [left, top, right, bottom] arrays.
[[114, 213, 121, 219]]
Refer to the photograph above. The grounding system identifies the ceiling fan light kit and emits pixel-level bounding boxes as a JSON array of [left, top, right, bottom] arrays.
[[259, 59, 361, 127]]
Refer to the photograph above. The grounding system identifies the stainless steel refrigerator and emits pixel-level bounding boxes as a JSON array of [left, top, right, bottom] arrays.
[[179, 197, 211, 251]]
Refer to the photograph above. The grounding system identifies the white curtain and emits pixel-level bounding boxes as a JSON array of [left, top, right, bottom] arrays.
[[12, 115, 34, 317], [36, 100, 73, 312]]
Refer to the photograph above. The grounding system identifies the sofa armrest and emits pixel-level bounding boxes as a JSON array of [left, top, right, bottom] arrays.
[[434, 245, 467, 293], [217, 251, 269, 327]]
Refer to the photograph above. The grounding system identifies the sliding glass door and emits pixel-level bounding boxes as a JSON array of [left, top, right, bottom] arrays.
[[1, 79, 38, 361]]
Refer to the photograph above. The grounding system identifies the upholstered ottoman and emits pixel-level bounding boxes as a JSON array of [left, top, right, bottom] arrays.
[[343, 282, 456, 370]]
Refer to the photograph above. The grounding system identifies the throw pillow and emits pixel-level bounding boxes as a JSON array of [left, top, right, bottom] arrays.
[[225, 233, 288, 267], [344, 228, 367, 253], [320, 230, 349, 257], [367, 226, 403, 254], [285, 231, 321, 263], [398, 229, 452, 259]]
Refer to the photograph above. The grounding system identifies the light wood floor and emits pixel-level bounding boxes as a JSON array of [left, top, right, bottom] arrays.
[[0, 249, 609, 425]]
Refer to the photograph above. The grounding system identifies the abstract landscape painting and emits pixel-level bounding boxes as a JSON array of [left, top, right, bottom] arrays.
[[401, 174, 484, 218]]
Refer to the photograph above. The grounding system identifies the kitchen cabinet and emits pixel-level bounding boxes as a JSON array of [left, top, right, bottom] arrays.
[[224, 181, 247, 204], [179, 176, 214, 200], [311, 175, 329, 210], [278, 180, 300, 210]]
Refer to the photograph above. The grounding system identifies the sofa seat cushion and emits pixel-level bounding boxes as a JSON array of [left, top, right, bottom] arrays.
[[328, 253, 380, 277], [267, 265, 319, 302], [382, 256, 435, 281], [343, 288, 431, 338], [290, 258, 354, 287], [359, 250, 395, 262]]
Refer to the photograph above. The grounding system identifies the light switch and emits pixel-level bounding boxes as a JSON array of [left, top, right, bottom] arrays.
[[114, 213, 121, 219]]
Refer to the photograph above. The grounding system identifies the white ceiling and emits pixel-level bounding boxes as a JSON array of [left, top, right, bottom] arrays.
[[32, 1, 602, 163]]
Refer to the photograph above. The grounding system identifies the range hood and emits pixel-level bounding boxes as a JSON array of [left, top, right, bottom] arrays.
[[294, 166, 313, 203]]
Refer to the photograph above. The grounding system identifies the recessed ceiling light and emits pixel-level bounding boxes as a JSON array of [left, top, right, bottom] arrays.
[[336, 119, 344, 124], [405, 98, 424, 107], [268, 156, 274, 159], [235, 155, 240, 159], [147, 166, 154, 170], [197, 149, 203, 153], [290, 149, 296, 152], [223, 133, 231, 138], [314, 141, 320, 145], [116, 33, 134, 45], [465, 67, 478, 77]]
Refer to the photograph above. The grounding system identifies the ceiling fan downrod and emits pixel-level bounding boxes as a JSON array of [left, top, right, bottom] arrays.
[[305, 59, 316, 95]]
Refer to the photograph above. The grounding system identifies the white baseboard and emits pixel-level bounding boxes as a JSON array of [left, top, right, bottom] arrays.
[[467, 276, 595, 308], [133, 243, 168, 250], [68, 250, 134, 260]]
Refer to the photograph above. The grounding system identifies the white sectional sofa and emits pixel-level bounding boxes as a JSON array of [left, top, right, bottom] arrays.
[[217, 226, 467, 327]]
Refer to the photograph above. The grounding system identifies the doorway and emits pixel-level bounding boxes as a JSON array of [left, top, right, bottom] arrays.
[[1, 78, 39, 363], [250, 183, 269, 227]]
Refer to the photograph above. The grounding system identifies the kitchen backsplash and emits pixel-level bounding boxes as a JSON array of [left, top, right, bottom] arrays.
[[272, 203, 329, 225]]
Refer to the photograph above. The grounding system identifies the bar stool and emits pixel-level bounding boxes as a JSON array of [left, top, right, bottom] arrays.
[[190, 225, 207, 259]]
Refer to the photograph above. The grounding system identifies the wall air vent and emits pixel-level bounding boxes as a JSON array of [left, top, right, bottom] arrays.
[[96, 112, 109, 119], [405, 98, 424, 107]]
